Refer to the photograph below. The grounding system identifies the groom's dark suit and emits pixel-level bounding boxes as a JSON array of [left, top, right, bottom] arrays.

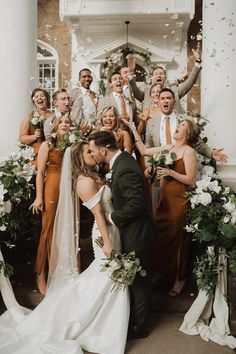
[[110, 151, 156, 331]]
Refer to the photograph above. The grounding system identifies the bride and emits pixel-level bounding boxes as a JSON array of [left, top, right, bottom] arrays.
[[0, 142, 129, 354]]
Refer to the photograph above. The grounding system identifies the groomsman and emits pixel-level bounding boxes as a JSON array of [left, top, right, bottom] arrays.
[[69, 68, 98, 126], [44, 88, 71, 139], [97, 72, 139, 127], [127, 43, 202, 113]]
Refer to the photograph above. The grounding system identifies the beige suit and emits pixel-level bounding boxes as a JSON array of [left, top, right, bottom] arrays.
[[129, 64, 201, 113], [69, 87, 98, 126]]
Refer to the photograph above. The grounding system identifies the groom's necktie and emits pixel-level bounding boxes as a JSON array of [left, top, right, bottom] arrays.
[[165, 116, 172, 144]]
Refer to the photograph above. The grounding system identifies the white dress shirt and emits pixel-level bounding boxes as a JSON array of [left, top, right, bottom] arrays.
[[80, 86, 97, 123], [160, 111, 177, 145], [112, 92, 133, 121]]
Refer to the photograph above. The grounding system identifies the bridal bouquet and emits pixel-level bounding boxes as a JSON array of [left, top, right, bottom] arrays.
[[95, 237, 146, 291], [58, 128, 86, 151]]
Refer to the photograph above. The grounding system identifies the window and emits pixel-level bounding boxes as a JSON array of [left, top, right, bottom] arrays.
[[37, 40, 58, 105]]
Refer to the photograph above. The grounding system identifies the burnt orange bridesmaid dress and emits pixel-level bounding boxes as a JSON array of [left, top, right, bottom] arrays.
[[153, 158, 190, 281], [34, 145, 64, 275]]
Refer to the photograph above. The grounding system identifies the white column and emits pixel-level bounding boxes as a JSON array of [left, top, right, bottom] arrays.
[[0, 0, 37, 160], [201, 0, 236, 190]]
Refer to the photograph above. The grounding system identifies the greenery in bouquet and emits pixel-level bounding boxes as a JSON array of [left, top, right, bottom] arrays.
[[57, 128, 86, 151], [0, 144, 36, 276], [29, 110, 45, 130], [95, 237, 146, 291], [193, 247, 225, 296]]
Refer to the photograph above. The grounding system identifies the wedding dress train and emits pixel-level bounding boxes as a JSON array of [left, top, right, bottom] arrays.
[[0, 185, 130, 354]]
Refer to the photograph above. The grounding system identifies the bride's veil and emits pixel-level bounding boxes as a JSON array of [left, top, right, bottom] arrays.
[[47, 147, 80, 294]]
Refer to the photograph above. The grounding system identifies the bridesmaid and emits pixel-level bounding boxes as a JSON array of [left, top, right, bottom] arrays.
[[137, 83, 162, 136], [30, 115, 72, 294], [98, 106, 133, 154], [123, 118, 199, 296], [19, 88, 53, 167]]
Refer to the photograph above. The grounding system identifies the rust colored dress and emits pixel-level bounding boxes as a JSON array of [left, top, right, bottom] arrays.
[[153, 158, 190, 281], [34, 146, 64, 274]]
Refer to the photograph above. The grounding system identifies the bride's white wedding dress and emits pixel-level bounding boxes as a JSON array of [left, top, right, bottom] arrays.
[[0, 185, 130, 354]]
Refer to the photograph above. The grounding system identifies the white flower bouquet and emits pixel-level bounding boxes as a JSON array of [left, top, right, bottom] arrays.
[[95, 237, 146, 291], [148, 149, 176, 168], [58, 128, 86, 151], [29, 110, 45, 130]]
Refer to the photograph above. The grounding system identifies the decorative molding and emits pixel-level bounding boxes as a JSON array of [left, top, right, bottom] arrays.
[[60, 0, 195, 19], [82, 35, 175, 64]]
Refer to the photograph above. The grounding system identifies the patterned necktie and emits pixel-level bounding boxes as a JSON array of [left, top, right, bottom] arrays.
[[165, 116, 172, 144], [119, 94, 127, 115]]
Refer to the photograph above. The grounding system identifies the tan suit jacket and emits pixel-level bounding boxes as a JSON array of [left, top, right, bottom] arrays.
[[69, 87, 97, 126], [129, 64, 201, 113]]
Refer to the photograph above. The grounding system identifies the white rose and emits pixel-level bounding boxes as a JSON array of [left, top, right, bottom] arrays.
[[223, 215, 230, 223], [208, 180, 221, 194], [0, 224, 6, 231], [198, 192, 212, 206], [31, 117, 38, 125], [190, 194, 200, 208], [69, 134, 76, 143], [0, 184, 7, 203], [165, 155, 173, 165], [123, 259, 133, 270]]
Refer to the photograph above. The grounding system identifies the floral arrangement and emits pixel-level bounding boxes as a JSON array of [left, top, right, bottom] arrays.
[[148, 149, 176, 168], [187, 112, 209, 142], [0, 144, 36, 276], [95, 237, 146, 291], [185, 163, 236, 295], [29, 110, 45, 130], [99, 48, 152, 95], [57, 128, 86, 151]]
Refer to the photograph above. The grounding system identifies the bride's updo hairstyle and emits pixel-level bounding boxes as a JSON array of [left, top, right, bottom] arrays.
[[184, 119, 200, 147], [71, 141, 102, 192]]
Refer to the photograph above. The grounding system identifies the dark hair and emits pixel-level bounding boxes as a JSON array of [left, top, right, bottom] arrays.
[[79, 68, 92, 79], [118, 64, 129, 72], [70, 142, 102, 192], [152, 66, 166, 76], [31, 88, 50, 108], [185, 119, 200, 147], [108, 71, 121, 83], [52, 88, 68, 102], [159, 87, 175, 100], [88, 131, 117, 150]]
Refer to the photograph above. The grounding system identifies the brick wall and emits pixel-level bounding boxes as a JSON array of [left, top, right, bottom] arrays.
[[38, 0, 71, 88]]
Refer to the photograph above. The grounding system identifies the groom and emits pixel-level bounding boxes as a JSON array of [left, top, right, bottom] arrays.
[[89, 131, 156, 339]]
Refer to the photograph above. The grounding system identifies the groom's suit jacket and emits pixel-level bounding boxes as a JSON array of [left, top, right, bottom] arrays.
[[110, 151, 156, 252]]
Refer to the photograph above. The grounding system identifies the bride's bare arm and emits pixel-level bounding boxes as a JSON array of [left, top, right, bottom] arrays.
[[77, 177, 114, 258]]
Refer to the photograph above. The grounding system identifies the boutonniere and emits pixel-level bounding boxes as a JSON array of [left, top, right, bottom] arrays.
[[105, 170, 113, 184]]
